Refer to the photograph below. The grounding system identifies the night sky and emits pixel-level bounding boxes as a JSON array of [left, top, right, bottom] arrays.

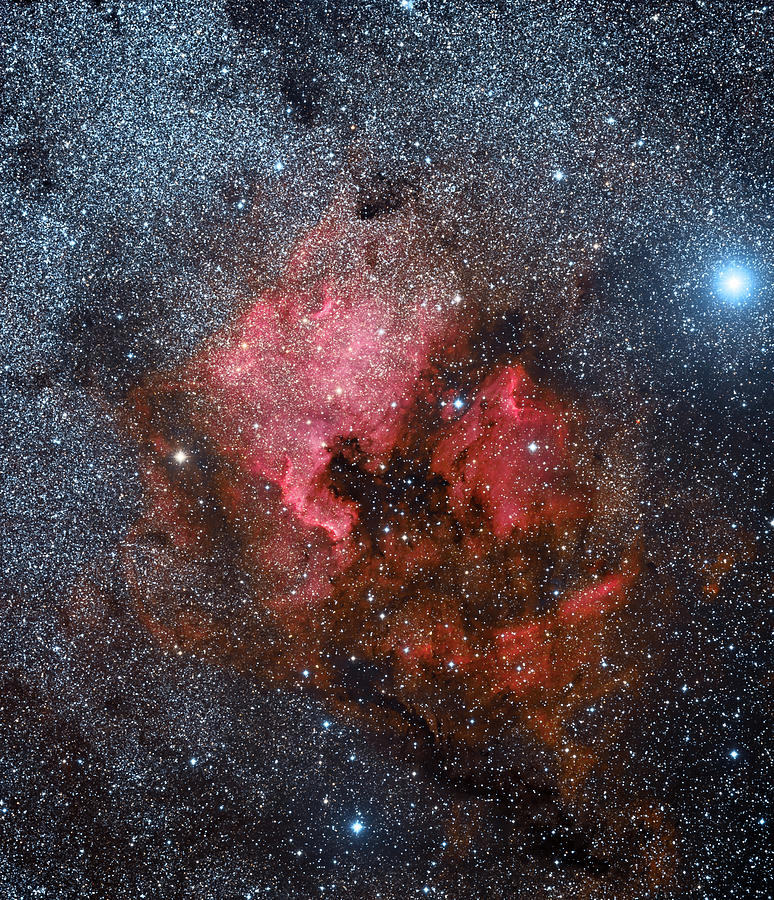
[[2, 1, 773, 897]]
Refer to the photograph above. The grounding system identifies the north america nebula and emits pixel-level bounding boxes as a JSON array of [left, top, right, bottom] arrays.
[[2, 2, 773, 898]]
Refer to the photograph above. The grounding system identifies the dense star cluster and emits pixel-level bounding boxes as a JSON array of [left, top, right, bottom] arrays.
[[2, 1, 773, 898]]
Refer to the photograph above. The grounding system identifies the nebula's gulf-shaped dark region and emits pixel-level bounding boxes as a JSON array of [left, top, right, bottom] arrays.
[[2, 2, 773, 899]]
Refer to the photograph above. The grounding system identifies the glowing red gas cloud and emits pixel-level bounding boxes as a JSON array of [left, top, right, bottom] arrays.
[[122, 200, 642, 778]]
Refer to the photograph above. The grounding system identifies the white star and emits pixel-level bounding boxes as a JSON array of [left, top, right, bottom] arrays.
[[717, 265, 752, 301]]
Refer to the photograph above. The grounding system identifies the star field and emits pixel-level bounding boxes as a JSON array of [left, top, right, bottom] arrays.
[[2, 1, 774, 898]]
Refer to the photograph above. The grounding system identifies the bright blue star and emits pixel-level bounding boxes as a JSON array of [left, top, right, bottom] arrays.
[[350, 820, 364, 835], [716, 265, 752, 302]]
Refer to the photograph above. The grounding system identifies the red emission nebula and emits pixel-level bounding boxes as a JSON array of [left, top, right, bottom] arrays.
[[118, 199, 670, 867]]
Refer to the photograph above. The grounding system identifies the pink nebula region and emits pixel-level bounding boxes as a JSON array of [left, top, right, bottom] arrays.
[[200, 226, 456, 545], [125, 204, 640, 792]]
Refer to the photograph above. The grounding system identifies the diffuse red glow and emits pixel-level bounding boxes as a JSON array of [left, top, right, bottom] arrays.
[[123, 204, 641, 796]]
